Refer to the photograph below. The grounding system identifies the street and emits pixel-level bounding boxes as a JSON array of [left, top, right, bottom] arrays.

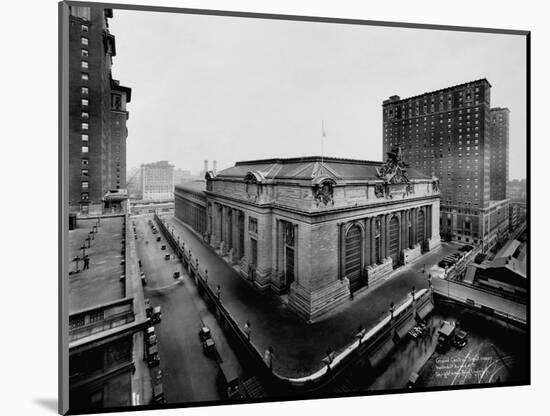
[[162, 214, 461, 379], [133, 214, 242, 404]]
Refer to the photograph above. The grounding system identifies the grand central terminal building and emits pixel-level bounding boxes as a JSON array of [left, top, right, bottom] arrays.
[[175, 149, 441, 321]]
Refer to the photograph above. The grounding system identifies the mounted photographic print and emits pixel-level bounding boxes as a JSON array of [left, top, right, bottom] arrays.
[[59, 1, 530, 414]]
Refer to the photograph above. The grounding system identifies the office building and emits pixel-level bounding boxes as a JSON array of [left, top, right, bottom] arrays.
[[140, 161, 174, 201]]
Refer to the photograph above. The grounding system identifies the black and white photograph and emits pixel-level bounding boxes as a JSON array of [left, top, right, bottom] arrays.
[[57, 1, 532, 414]]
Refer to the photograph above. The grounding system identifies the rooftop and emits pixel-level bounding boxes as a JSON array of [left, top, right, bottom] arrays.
[[216, 156, 431, 182], [68, 216, 126, 313], [175, 180, 207, 194], [383, 78, 491, 106]]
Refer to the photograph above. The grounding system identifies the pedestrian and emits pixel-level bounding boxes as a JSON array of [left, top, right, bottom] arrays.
[[139, 260, 142, 268], [83, 255, 90, 270]]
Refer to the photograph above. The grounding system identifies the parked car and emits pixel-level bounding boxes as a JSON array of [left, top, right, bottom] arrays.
[[141, 272, 147, 286], [146, 334, 157, 347], [147, 345, 160, 367], [199, 325, 216, 354], [156, 236, 161, 242], [161, 244, 166, 250], [145, 298, 153, 318], [152, 384, 165, 404], [151, 306, 162, 324], [453, 329, 468, 349], [173, 271, 181, 279]]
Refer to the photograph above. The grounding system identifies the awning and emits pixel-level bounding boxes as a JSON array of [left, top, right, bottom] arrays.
[[416, 301, 434, 321], [368, 337, 395, 368], [395, 317, 416, 340]]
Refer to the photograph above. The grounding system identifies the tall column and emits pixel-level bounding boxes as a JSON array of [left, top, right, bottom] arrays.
[[403, 209, 410, 249], [220, 205, 226, 246], [380, 214, 387, 260], [339, 222, 346, 279], [364, 217, 371, 266], [412, 207, 417, 246]]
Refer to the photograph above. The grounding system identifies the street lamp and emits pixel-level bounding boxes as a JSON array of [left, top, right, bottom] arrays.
[[390, 301, 395, 320]]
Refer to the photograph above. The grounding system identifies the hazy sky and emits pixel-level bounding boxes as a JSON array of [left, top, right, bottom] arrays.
[[109, 9, 527, 179]]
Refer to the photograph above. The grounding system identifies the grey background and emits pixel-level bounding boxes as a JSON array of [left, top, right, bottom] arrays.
[[108, 9, 527, 178]]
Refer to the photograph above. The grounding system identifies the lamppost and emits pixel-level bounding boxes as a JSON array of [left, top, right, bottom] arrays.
[[85, 236, 91, 248]]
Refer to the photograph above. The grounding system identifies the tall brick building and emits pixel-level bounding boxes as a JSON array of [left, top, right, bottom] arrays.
[[175, 153, 441, 321], [68, 6, 131, 214], [382, 79, 509, 251], [489, 107, 510, 200]]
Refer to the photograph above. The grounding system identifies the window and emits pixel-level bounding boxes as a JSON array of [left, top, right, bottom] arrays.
[[82, 181, 89, 189], [81, 73, 88, 81], [81, 49, 88, 57], [89, 310, 104, 323], [81, 87, 88, 95], [249, 217, 258, 234], [81, 61, 88, 69], [81, 134, 88, 141], [81, 112, 89, 120], [81, 169, 89, 177], [81, 37, 88, 45], [82, 146, 89, 153], [81, 24, 89, 32], [81, 123, 88, 130], [81, 193, 89, 200], [81, 159, 89, 166], [81, 99, 88, 106]]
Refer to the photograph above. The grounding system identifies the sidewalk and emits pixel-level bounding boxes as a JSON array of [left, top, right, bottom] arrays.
[[163, 215, 457, 379]]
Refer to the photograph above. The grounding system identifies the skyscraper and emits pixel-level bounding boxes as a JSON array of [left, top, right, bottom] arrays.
[[68, 6, 131, 214], [382, 79, 509, 251], [489, 107, 510, 201]]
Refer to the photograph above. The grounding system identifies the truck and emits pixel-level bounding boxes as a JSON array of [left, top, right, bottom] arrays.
[[436, 321, 456, 352]]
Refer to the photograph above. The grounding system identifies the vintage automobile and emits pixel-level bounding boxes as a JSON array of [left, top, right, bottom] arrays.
[[152, 384, 165, 404], [217, 361, 241, 399], [161, 244, 166, 251], [436, 321, 456, 352], [173, 271, 181, 279], [199, 326, 216, 354], [151, 306, 162, 324], [146, 334, 157, 347], [145, 298, 153, 318], [147, 345, 160, 367], [156, 236, 161, 242], [453, 329, 468, 349], [164, 254, 170, 261]]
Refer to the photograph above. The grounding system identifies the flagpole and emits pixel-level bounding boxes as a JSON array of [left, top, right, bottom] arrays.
[[321, 120, 325, 170]]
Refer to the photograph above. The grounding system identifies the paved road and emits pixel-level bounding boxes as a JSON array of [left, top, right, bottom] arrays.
[[133, 215, 241, 404], [163, 214, 461, 379]]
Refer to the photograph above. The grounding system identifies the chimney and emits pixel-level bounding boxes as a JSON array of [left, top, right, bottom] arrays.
[[213, 160, 217, 174], [204, 160, 208, 173]]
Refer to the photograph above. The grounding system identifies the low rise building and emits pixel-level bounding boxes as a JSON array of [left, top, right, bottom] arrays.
[[175, 150, 441, 321]]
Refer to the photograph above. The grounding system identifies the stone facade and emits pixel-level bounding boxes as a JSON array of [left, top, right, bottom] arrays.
[[175, 154, 441, 321]]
